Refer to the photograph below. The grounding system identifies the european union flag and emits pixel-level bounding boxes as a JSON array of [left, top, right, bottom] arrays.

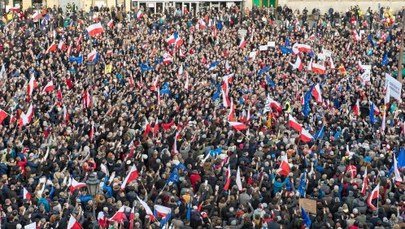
[[266, 75, 276, 88], [258, 66, 270, 76], [301, 207, 312, 228], [285, 37, 290, 48], [167, 168, 179, 184], [208, 61, 220, 70], [217, 21, 223, 31], [382, 53, 389, 66], [186, 203, 192, 221], [297, 172, 307, 197], [368, 34, 375, 47], [388, 147, 405, 177], [176, 163, 187, 171], [212, 83, 221, 101], [279, 45, 292, 54], [160, 82, 171, 95], [313, 125, 325, 140], [69, 55, 83, 64], [369, 102, 375, 125], [209, 148, 222, 157], [140, 63, 154, 73], [302, 86, 313, 117]]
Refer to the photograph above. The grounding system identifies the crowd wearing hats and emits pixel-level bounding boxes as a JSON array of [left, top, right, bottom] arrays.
[[0, 3, 405, 229]]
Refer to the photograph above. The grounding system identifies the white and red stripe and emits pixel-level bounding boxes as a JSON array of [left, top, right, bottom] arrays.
[[366, 184, 380, 211], [109, 206, 127, 222], [86, 23, 104, 37], [311, 83, 323, 103], [42, 80, 54, 93], [288, 114, 303, 132], [68, 215, 82, 229], [69, 177, 87, 193], [121, 165, 140, 190], [299, 129, 314, 143]]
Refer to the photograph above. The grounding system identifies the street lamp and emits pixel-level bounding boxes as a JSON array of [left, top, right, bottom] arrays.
[[86, 172, 100, 229]]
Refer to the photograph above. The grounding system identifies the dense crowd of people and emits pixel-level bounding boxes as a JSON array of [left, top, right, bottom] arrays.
[[0, 3, 404, 229]]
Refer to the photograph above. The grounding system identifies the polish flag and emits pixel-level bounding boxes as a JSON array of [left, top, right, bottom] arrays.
[[299, 129, 314, 143], [66, 43, 72, 56], [19, 104, 34, 128], [277, 155, 290, 176], [121, 164, 140, 190], [97, 212, 108, 228], [222, 88, 231, 108], [107, 19, 114, 28], [42, 80, 54, 93], [23, 187, 31, 200], [292, 43, 312, 54], [69, 177, 87, 193], [229, 121, 248, 131], [86, 23, 104, 37], [361, 167, 368, 195], [239, 37, 247, 49], [150, 75, 159, 91], [136, 11, 143, 19], [307, 58, 313, 71], [311, 83, 322, 103], [177, 64, 184, 78], [153, 118, 159, 138], [198, 19, 207, 29], [290, 55, 304, 70], [394, 156, 403, 182], [353, 100, 360, 116], [269, 98, 283, 113], [82, 89, 92, 108], [373, 105, 380, 115], [223, 164, 231, 191], [46, 41, 57, 53], [129, 206, 135, 229], [9, 6, 21, 12], [109, 206, 127, 222], [163, 53, 173, 65], [236, 166, 243, 191], [228, 99, 236, 121], [0, 109, 9, 125], [32, 11, 41, 22], [67, 215, 82, 229], [311, 63, 326, 74], [27, 75, 38, 97], [288, 114, 303, 132], [129, 74, 135, 88], [222, 73, 233, 94], [57, 86, 63, 101], [143, 117, 152, 138], [87, 49, 98, 62], [353, 30, 361, 41], [225, 60, 231, 72], [136, 196, 155, 221], [63, 106, 69, 121], [154, 204, 172, 219], [366, 184, 380, 211], [58, 40, 66, 50]]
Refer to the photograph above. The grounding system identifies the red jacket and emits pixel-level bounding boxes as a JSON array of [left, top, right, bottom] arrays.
[[189, 172, 201, 192]]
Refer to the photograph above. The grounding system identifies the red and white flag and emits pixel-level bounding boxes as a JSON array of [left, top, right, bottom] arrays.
[[136, 11, 143, 19], [153, 117, 159, 138], [87, 49, 98, 62], [129, 206, 135, 229], [109, 206, 127, 222], [42, 80, 54, 93], [136, 196, 154, 221], [27, 75, 38, 97], [236, 166, 243, 191], [353, 100, 360, 116], [269, 98, 283, 113], [311, 83, 323, 103], [288, 114, 303, 132], [163, 52, 173, 65], [346, 164, 357, 179], [107, 19, 114, 28], [46, 41, 57, 53], [292, 43, 312, 54], [23, 187, 31, 200], [311, 62, 326, 74], [66, 43, 72, 56], [19, 104, 34, 128], [32, 11, 41, 22], [172, 131, 180, 154], [239, 37, 246, 49], [86, 23, 104, 37], [68, 215, 82, 229], [229, 121, 248, 131], [223, 164, 231, 191], [361, 167, 368, 195], [277, 155, 290, 176], [121, 165, 140, 190], [154, 204, 172, 219], [143, 117, 152, 138], [221, 88, 231, 108], [228, 99, 236, 121], [82, 89, 92, 108], [299, 129, 313, 143], [97, 212, 108, 228], [63, 106, 69, 121], [69, 177, 87, 193], [58, 40, 66, 50], [353, 30, 361, 41], [366, 184, 380, 211], [198, 19, 207, 29], [0, 109, 9, 125], [290, 55, 304, 71], [394, 156, 403, 182]]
